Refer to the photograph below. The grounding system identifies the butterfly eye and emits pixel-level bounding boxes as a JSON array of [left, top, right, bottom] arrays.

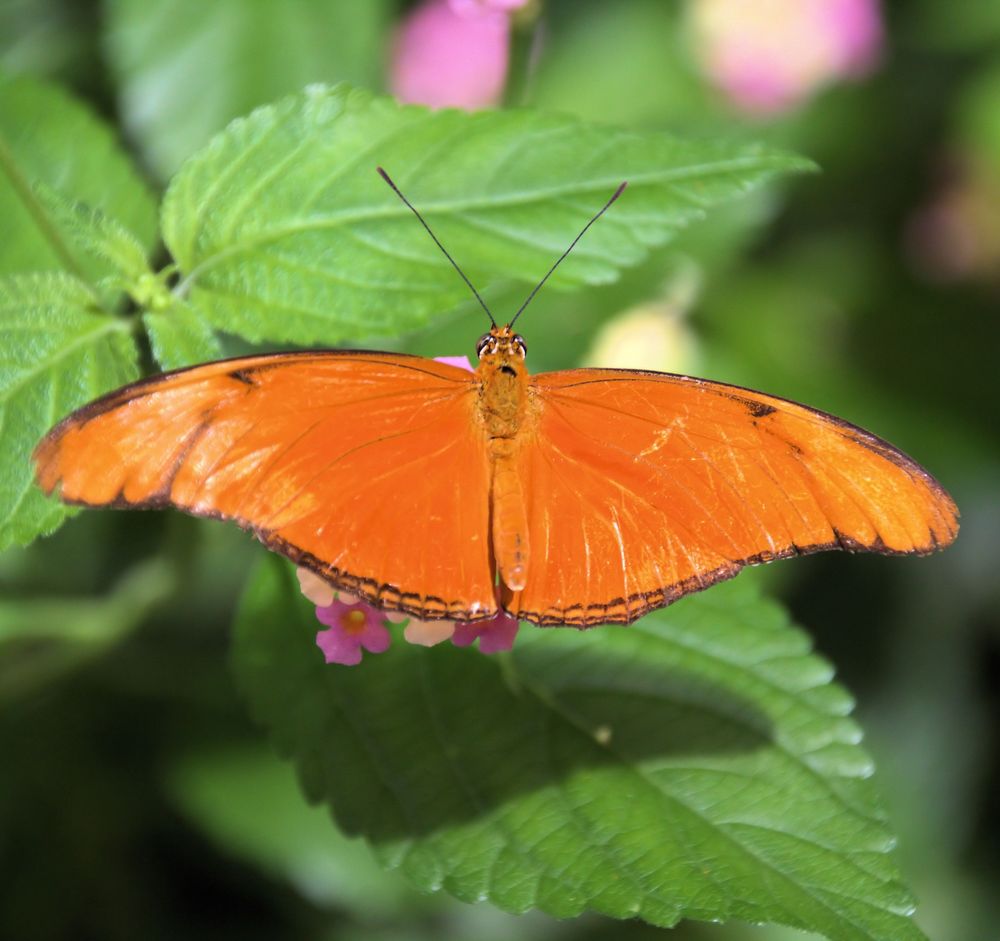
[[476, 333, 493, 358], [513, 334, 527, 357]]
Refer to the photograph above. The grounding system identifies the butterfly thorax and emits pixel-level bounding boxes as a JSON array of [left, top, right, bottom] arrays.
[[475, 325, 528, 440]]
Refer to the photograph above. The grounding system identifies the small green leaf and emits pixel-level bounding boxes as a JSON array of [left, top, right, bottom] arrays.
[[162, 84, 814, 346], [104, 0, 392, 179], [143, 299, 221, 370], [32, 182, 152, 281], [0, 73, 158, 281], [233, 558, 924, 940], [0, 272, 139, 550]]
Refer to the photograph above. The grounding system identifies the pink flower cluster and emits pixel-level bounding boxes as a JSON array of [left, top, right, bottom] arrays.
[[299, 567, 519, 666], [690, 0, 883, 116], [390, 0, 531, 110]]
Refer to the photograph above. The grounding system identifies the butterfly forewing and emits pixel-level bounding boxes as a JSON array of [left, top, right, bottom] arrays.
[[35, 352, 497, 621], [503, 368, 958, 625]]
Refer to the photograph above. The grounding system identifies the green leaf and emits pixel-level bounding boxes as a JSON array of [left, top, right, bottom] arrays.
[[233, 557, 925, 941], [162, 83, 814, 346], [32, 182, 152, 281], [0, 272, 139, 550], [104, 0, 392, 180], [143, 299, 221, 370], [0, 72, 158, 281]]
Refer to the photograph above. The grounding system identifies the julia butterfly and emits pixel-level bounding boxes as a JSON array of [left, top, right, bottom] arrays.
[[33, 171, 958, 628]]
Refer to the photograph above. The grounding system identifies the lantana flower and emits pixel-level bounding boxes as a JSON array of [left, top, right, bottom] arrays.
[[390, 0, 530, 110], [314, 598, 392, 666], [303, 570, 521, 664], [689, 0, 883, 116]]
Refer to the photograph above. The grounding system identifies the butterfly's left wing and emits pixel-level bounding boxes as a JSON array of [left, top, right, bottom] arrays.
[[506, 368, 958, 626], [35, 352, 497, 621]]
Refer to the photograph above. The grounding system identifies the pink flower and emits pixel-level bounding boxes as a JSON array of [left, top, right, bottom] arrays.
[[452, 608, 520, 653], [390, 0, 529, 109], [690, 0, 883, 116], [315, 598, 392, 666]]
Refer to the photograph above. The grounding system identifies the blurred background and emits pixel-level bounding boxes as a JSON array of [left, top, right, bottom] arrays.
[[1, 1, 998, 938]]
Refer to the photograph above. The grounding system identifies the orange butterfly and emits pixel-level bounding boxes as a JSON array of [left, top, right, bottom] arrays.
[[33, 173, 958, 627]]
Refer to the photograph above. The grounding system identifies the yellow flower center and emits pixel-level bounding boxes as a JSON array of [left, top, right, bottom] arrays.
[[340, 608, 368, 635]]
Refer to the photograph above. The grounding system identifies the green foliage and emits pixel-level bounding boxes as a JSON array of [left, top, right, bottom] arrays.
[[233, 558, 925, 940], [0, 273, 138, 550], [913, 0, 1000, 50], [105, 0, 392, 179], [143, 299, 222, 370], [162, 84, 812, 345], [0, 72, 157, 279], [31, 182, 152, 282], [1, 5, 985, 932]]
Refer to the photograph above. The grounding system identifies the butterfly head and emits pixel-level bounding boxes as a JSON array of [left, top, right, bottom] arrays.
[[476, 325, 527, 364]]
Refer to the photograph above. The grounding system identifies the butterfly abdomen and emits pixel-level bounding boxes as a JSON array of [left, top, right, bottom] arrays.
[[490, 438, 529, 593]]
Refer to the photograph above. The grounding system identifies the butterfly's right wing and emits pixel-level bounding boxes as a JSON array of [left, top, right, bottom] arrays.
[[35, 352, 497, 621], [505, 368, 958, 626]]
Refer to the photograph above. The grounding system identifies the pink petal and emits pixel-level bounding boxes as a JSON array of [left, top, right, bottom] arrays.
[[315, 599, 348, 628], [315, 626, 363, 665], [390, 0, 511, 110], [359, 620, 392, 653], [450, 622, 481, 648], [451, 610, 519, 653], [434, 355, 475, 372], [450, 0, 529, 13], [822, 0, 882, 74], [477, 612, 519, 653]]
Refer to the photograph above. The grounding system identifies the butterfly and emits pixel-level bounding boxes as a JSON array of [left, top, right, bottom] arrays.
[[33, 171, 958, 627]]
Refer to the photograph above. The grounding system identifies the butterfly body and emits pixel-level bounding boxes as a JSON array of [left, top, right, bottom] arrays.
[[33, 323, 958, 628], [476, 326, 532, 593]]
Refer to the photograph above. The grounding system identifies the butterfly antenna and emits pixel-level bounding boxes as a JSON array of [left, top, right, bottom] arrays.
[[508, 181, 627, 329], [377, 166, 496, 327]]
